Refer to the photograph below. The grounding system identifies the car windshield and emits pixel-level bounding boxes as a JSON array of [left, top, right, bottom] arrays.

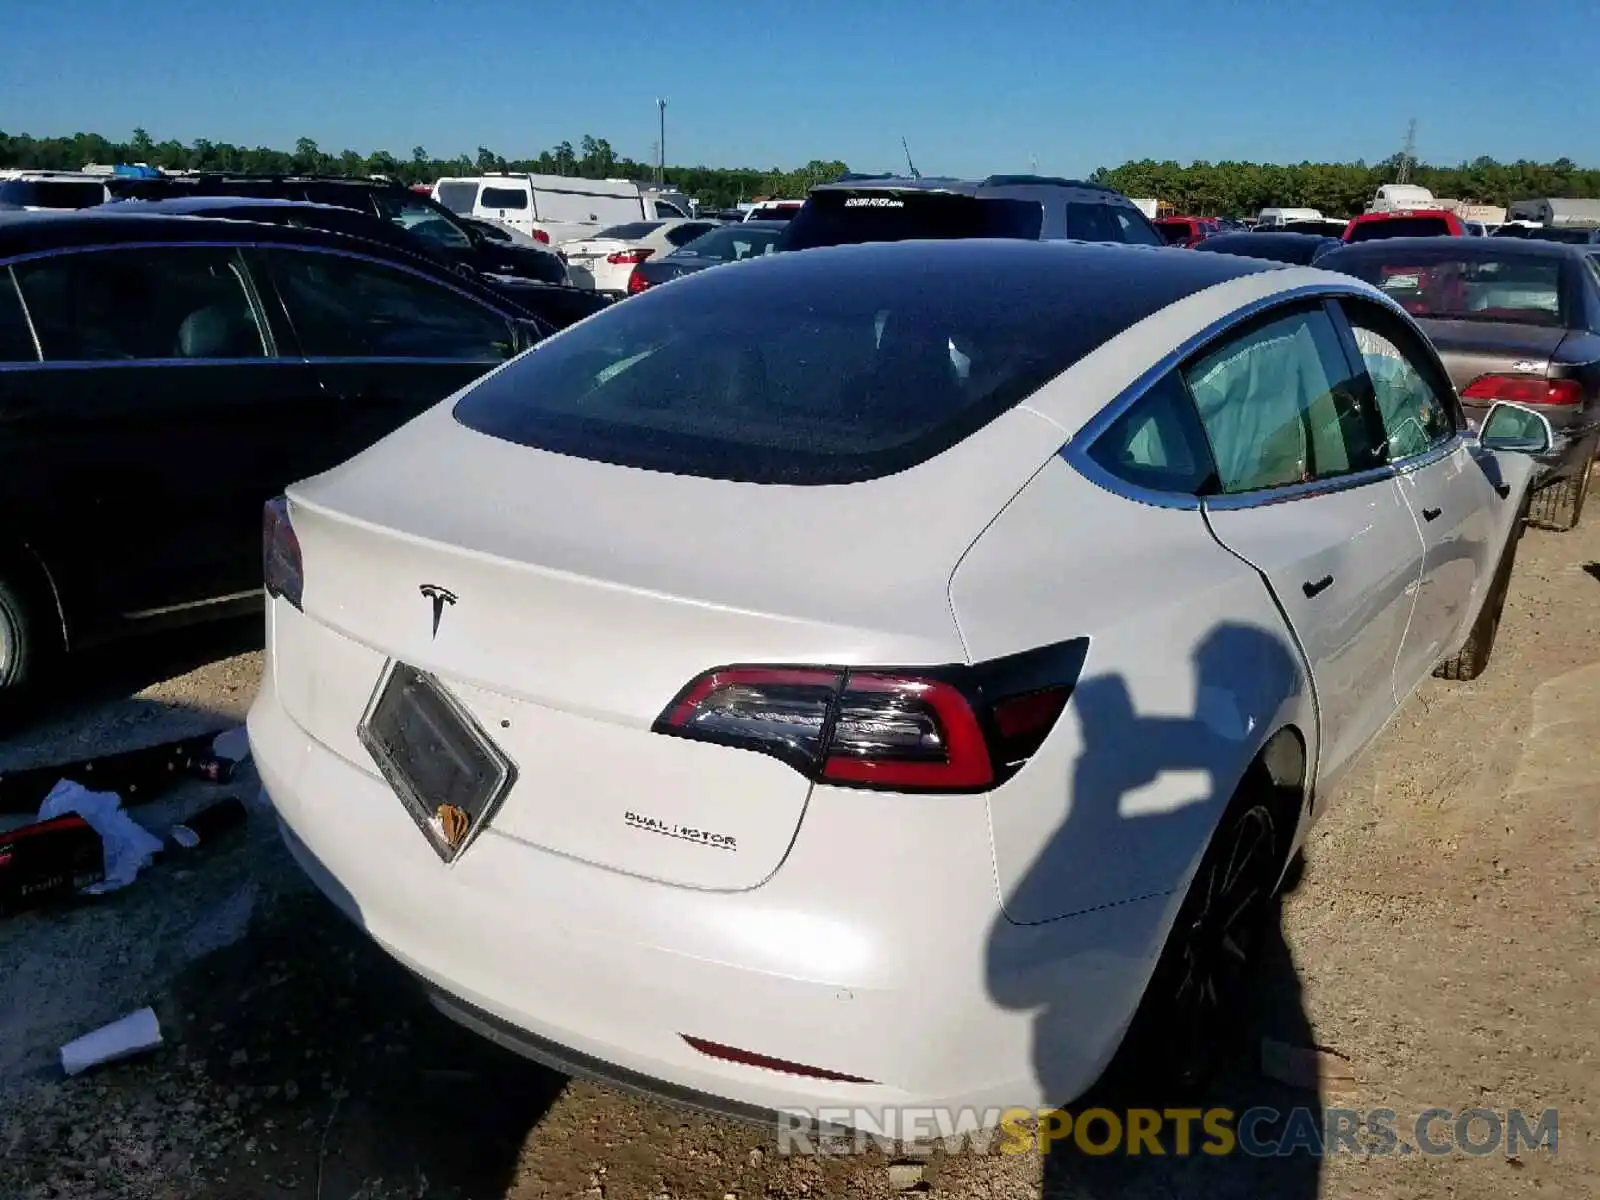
[[778, 190, 1044, 251], [371, 191, 472, 250], [594, 221, 664, 242], [1328, 253, 1568, 326], [668, 225, 782, 261], [452, 244, 1159, 485], [1348, 216, 1453, 242]]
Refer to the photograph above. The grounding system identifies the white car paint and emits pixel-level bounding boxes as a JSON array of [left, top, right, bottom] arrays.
[[561, 219, 719, 294], [431, 174, 697, 245], [249, 244, 1543, 1127]]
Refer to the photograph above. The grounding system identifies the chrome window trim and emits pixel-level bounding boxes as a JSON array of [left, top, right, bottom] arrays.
[[1063, 281, 1415, 511]]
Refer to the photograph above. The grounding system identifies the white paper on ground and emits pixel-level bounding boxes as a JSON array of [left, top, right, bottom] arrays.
[[38, 779, 164, 894], [60, 1006, 163, 1076]]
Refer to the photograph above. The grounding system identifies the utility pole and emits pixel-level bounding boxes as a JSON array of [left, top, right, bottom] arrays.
[[1396, 118, 1417, 184], [656, 98, 666, 186]]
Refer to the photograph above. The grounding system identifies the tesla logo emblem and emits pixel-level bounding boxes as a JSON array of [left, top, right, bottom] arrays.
[[418, 584, 457, 638]]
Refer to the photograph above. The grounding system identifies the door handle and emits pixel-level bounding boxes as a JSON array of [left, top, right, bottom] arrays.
[[1422, 506, 1443, 522], [1494, 483, 1512, 499], [1302, 574, 1335, 598]]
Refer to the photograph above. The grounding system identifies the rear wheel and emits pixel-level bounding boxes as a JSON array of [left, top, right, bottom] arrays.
[[1096, 774, 1287, 1101], [1528, 462, 1592, 532], [0, 567, 59, 697]]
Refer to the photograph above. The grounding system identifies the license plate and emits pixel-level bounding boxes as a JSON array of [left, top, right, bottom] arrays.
[[358, 661, 517, 863]]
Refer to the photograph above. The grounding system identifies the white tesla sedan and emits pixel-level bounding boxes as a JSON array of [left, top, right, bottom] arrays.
[[248, 239, 1554, 1127]]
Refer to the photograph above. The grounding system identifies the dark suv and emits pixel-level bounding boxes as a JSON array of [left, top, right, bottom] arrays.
[[0, 211, 548, 692], [776, 174, 1165, 251], [106, 173, 570, 285]]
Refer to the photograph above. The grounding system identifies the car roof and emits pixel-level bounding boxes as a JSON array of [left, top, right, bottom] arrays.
[[808, 173, 1121, 199], [1319, 236, 1584, 262]]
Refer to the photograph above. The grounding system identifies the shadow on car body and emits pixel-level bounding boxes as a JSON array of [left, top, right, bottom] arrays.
[[989, 622, 1323, 1199]]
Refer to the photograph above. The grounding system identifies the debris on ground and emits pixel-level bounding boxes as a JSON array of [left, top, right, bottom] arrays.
[[60, 1006, 163, 1077], [38, 779, 162, 893]]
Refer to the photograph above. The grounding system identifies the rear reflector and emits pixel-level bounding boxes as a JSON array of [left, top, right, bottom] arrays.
[[531, 229, 551, 244], [681, 1035, 877, 1084], [262, 496, 303, 610], [1462, 374, 1582, 407], [652, 639, 1089, 793]]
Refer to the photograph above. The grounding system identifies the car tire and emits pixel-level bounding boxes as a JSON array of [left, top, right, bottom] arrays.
[[1434, 504, 1528, 682], [1527, 462, 1592, 532], [1093, 766, 1289, 1103], [0, 569, 57, 696]]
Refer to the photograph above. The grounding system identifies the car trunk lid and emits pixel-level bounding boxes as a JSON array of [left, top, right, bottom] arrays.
[[275, 402, 1055, 890]]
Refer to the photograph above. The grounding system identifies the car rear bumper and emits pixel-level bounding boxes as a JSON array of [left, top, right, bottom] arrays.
[[248, 644, 1170, 1127]]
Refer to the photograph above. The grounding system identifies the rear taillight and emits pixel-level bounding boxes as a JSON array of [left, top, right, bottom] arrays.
[[627, 266, 650, 294], [606, 248, 654, 265], [652, 639, 1088, 793], [531, 229, 551, 244], [1463, 375, 1582, 407], [263, 496, 303, 611]]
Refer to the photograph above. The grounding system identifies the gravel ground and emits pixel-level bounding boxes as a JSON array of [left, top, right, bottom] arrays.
[[1, 509, 1596, 1200]]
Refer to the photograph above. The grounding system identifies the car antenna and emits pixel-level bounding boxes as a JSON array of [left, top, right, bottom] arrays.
[[901, 137, 921, 180]]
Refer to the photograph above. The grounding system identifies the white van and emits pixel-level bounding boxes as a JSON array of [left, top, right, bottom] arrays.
[[430, 174, 695, 244], [1256, 207, 1323, 227]]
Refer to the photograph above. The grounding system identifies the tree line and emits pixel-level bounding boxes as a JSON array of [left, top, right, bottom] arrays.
[[0, 128, 846, 210], [1091, 157, 1600, 217], [3, 128, 1597, 214]]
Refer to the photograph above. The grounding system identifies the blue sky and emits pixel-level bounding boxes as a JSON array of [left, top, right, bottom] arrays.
[[7, 0, 1596, 175]]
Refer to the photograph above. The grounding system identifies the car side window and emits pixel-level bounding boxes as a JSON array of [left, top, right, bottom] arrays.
[[1109, 207, 1165, 247], [0, 269, 38, 362], [1341, 306, 1455, 460], [1066, 202, 1118, 243], [12, 246, 266, 362], [263, 248, 514, 362], [1182, 306, 1382, 493], [1086, 372, 1218, 494]]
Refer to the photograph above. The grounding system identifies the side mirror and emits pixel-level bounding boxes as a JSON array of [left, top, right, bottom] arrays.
[[1478, 400, 1554, 454]]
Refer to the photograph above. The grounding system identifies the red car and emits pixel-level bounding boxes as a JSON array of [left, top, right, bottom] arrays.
[[1343, 209, 1467, 243], [1153, 216, 1220, 248]]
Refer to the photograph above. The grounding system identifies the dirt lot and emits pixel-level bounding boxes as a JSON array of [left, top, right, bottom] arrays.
[[1, 511, 1596, 1200]]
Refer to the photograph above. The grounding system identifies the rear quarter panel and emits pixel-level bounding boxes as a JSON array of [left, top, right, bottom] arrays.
[[949, 457, 1315, 927]]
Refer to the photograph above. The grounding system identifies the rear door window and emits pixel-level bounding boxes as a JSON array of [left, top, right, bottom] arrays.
[[1181, 306, 1382, 493], [779, 190, 1044, 251], [1086, 372, 1218, 494], [13, 246, 266, 361], [262, 248, 514, 361]]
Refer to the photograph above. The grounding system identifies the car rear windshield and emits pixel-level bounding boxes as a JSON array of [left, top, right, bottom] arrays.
[[1329, 254, 1568, 326], [0, 180, 105, 209], [1348, 216, 1454, 242], [453, 243, 1158, 484], [777, 190, 1044, 251], [434, 182, 480, 214], [1157, 223, 1191, 244], [594, 221, 663, 241], [749, 205, 799, 222]]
